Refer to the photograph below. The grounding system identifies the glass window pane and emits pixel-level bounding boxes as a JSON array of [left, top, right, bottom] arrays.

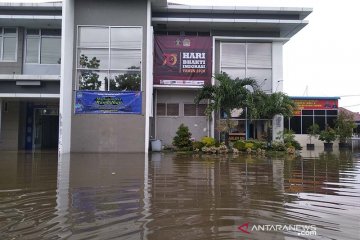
[[0, 37, 2, 58], [314, 110, 325, 115], [167, 103, 179, 116], [198, 104, 208, 116], [302, 116, 313, 134], [4, 28, 16, 34], [78, 27, 109, 47], [26, 38, 39, 63], [246, 68, 272, 91], [220, 68, 246, 79], [284, 117, 289, 131], [111, 27, 142, 48], [3, 37, 16, 61], [108, 71, 141, 91], [314, 116, 326, 131], [184, 104, 196, 116], [302, 110, 313, 115], [110, 49, 141, 69], [27, 29, 40, 35], [327, 110, 338, 116], [79, 49, 109, 69], [41, 29, 61, 36], [290, 116, 301, 134], [78, 70, 108, 91], [157, 103, 166, 116], [247, 43, 272, 68], [40, 37, 61, 64], [221, 43, 246, 68], [327, 116, 337, 128]]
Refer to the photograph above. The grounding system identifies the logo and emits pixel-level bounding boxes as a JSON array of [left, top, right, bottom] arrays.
[[183, 38, 191, 46], [238, 223, 317, 236], [238, 223, 250, 234], [162, 53, 177, 66]]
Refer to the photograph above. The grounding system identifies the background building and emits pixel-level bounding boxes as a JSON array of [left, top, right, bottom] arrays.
[[0, 0, 311, 152]]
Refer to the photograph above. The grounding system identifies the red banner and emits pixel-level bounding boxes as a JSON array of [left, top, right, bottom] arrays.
[[154, 36, 212, 86], [293, 99, 338, 115]]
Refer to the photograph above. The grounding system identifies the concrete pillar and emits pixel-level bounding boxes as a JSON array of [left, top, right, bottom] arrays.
[[59, 0, 74, 154], [272, 42, 284, 141], [0, 99, 2, 138]]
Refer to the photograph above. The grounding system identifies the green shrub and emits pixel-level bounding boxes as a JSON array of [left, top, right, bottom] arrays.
[[173, 124, 192, 150], [192, 141, 204, 151], [319, 127, 337, 143], [233, 140, 246, 151], [283, 129, 302, 150], [271, 141, 286, 151], [244, 142, 254, 150], [201, 136, 216, 147]]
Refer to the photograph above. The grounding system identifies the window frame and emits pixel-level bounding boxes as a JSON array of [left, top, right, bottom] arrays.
[[183, 103, 208, 117], [156, 103, 180, 117], [24, 28, 61, 65], [76, 25, 143, 91], [0, 27, 18, 62]]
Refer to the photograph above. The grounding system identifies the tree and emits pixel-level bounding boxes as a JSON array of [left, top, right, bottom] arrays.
[[108, 66, 141, 91], [78, 54, 102, 90], [247, 91, 297, 143], [172, 124, 192, 150], [335, 110, 356, 144], [195, 72, 258, 146], [307, 123, 320, 144]]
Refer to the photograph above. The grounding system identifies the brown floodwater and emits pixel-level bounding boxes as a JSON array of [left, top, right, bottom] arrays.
[[0, 150, 359, 240]]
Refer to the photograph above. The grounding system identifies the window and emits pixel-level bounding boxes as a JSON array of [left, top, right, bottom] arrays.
[[77, 26, 142, 91], [25, 29, 61, 64], [0, 27, 17, 61], [184, 104, 208, 116], [221, 42, 272, 91], [157, 103, 179, 116]]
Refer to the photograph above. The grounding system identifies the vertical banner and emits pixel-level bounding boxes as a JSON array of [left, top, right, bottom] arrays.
[[75, 91, 142, 114], [154, 36, 212, 86]]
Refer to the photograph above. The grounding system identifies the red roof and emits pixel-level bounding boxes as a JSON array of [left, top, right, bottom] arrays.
[[339, 107, 360, 122]]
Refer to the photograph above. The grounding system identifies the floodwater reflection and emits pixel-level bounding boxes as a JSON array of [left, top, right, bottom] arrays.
[[0, 151, 359, 239]]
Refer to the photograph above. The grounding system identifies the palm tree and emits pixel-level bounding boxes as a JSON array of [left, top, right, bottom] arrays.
[[195, 72, 258, 146], [247, 91, 296, 142]]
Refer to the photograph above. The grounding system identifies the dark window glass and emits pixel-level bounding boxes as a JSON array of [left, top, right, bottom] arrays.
[[167, 104, 179, 116], [314, 116, 326, 131], [302, 110, 313, 115], [198, 104, 208, 116], [284, 117, 289, 131], [327, 116, 337, 128], [42, 29, 61, 36], [184, 104, 196, 116], [290, 116, 301, 134], [302, 116, 313, 134], [4, 28, 16, 34], [327, 110, 338, 116], [314, 110, 325, 115], [157, 103, 166, 116], [27, 29, 40, 35]]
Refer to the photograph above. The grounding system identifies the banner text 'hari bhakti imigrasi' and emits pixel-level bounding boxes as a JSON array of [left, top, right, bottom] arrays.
[[154, 36, 212, 86]]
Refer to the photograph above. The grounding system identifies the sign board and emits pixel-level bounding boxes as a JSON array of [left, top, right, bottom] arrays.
[[154, 36, 212, 86], [293, 99, 338, 116], [75, 91, 142, 114]]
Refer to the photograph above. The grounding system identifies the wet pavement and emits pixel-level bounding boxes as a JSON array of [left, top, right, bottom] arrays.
[[0, 151, 359, 239]]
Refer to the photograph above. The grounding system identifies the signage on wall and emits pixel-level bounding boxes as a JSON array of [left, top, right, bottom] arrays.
[[154, 36, 212, 86], [75, 91, 142, 114], [293, 99, 338, 116]]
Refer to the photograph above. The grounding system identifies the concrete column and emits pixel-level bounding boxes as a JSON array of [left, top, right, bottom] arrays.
[[145, 1, 153, 153], [59, 0, 74, 154], [272, 42, 284, 92], [0, 99, 2, 139], [272, 42, 284, 141]]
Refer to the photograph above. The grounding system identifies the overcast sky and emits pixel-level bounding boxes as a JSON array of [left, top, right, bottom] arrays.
[[2, 0, 359, 112]]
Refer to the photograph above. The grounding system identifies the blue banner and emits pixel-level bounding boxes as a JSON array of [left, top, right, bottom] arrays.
[[75, 91, 142, 114]]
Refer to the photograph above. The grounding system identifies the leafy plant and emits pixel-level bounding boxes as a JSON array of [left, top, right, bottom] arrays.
[[192, 141, 205, 151], [319, 127, 337, 143], [307, 123, 320, 144], [172, 124, 193, 150], [78, 54, 102, 90], [195, 72, 258, 146], [201, 136, 216, 147], [335, 110, 356, 143], [283, 129, 302, 150]]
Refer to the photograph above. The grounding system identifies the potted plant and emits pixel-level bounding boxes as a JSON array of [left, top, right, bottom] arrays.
[[318, 127, 337, 150], [335, 111, 356, 149], [307, 123, 320, 150]]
